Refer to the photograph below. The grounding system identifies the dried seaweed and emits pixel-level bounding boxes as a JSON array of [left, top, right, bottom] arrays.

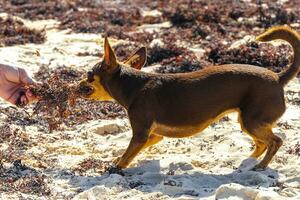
[[0, 106, 37, 126], [0, 160, 50, 195], [59, 5, 141, 33], [156, 59, 207, 74], [0, 126, 48, 195], [153, 46, 211, 73], [0, 16, 45, 47], [147, 44, 184, 65], [0, 125, 32, 164], [0, 0, 77, 20], [287, 142, 300, 156], [208, 42, 292, 73], [28, 65, 126, 131], [0, 125, 30, 149], [257, 2, 297, 28], [72, 158, 111, 176]]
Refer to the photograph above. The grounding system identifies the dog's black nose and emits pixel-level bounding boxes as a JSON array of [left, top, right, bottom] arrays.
[[78, 82, 94, 96]]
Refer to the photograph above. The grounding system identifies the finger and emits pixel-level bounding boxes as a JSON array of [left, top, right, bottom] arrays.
[[26, 89, 33, 97], [21, 95, 28, 105], [6, 91, 21, 105], [6, 89, 26, 106], [25, 90, 37, 102], [18, 68, 35, 85]]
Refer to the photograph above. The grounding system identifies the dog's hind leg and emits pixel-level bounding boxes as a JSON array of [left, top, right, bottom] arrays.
[[240, 115, 282, 170], [252, 127, 282, 170], [239, 116, 267, 158], [239, 89, 285, 169]]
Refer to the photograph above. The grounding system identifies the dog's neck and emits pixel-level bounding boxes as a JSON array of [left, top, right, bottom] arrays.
[[104, 66, 149, 109]]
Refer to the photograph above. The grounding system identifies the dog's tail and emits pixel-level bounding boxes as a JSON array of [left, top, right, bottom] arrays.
[[256, 26, 300, 86]]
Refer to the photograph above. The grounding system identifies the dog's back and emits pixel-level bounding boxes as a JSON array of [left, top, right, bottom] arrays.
[[121, 64, 284, 129]]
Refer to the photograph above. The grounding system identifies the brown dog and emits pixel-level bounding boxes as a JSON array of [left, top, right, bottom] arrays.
[[79, 26, 300, 170]]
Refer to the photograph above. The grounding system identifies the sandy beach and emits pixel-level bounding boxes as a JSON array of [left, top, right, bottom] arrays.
[[0, 2, 300, 199]]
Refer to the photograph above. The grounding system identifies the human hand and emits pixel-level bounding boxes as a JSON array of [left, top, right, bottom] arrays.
[[0, 64, 37, 106]]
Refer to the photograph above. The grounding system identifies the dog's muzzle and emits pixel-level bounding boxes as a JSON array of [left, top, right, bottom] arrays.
[[77, 81, 94, 97]]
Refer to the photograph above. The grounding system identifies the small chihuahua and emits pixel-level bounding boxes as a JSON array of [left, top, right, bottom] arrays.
[[79, 26, 300, 170]]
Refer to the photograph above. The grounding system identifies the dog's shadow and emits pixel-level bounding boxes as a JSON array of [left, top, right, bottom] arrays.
[[56, 158, 281, 198]]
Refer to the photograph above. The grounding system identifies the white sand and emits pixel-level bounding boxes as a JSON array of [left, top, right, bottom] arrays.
[[0, 15, 299, 200]]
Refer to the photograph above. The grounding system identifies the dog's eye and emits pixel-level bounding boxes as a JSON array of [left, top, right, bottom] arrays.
[[87, 71, 94, 82]]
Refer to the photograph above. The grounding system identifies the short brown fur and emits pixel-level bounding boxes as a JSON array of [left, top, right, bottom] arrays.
[[80, 26, 300, 170]]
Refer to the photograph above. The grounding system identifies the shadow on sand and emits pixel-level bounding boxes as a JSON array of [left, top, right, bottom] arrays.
[[49, 158, 281, 199]]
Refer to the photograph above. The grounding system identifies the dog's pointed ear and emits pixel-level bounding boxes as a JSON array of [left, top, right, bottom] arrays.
[[103, 37, 118, 71], [123, 47, 147, 70]]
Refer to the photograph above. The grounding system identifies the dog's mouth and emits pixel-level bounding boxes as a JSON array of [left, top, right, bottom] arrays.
[[77, 81, 95, 97]]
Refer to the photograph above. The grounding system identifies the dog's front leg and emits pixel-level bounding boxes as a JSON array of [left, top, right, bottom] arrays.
[[116, 134, 149, 168], [113, 133, 163, 166], [116, 118, 151, 168], [117, 103, 152, 168]]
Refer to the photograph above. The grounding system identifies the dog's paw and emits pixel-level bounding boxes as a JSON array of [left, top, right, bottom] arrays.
[[105, 164, 125, 176], [113, 157, 121, 165], [251, 164, 266, 172], [237, 157, 259, 172]]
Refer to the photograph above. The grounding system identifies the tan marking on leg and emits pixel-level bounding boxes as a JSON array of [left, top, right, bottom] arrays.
[[239, 113, 281, 169], [142, 133, 163, 150], [117, 137, 147, 168], [116, 133, 163, 168], [250, 139, 267, 158], [113, 134, 163, 166], [253, 127, 282, 169]]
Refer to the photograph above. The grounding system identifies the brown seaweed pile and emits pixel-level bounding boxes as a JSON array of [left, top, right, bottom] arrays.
[[161, 0, 299, 41], [29, 79, 77, 131], [208, 42, 292, 73], [0, 160, 50, 196], [0, 0, 78, 20], [147, 44, 185, 65], [0, 16, 45, 47], [72, 158, 111, 176], [0, 125, 49, 195], [25, 65, 82, 131], [28, 65, 126, 131], [59, 5, 142, 34], [0, 125, 32, 162], [30, 66, 84, 118], [287, 142, 300, 156]]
